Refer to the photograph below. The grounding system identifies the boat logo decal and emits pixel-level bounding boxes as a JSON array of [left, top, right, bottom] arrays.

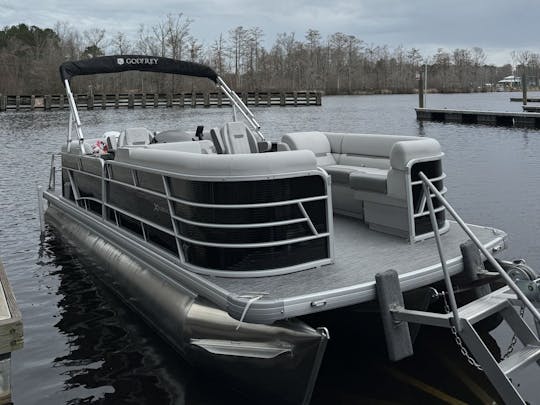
[[117, 57, 159, 66]]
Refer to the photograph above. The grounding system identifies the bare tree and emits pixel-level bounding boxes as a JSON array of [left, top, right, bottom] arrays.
[[110, 32, 131, 54], [210, 33, 227, 75], [164, 13, 192, 60], [82, 28, 106, 57], [1, 18, 533, 96], [228, 26, 248, 86]]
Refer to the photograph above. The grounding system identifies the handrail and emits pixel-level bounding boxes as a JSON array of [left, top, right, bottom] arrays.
[[216, 77, 265, 141], [421, 176, 462, 331], [419, 172, 540, 327]]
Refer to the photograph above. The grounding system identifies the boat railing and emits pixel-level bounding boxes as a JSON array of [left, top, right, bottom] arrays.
[[59, 152, 334, 277], [419, 172, 540, 331], [216, 77, 264, 141]]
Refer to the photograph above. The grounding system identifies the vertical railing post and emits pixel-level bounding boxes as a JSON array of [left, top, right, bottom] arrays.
[[422, 178, 462, 331]]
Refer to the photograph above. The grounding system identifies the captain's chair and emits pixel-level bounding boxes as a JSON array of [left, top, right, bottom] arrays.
[[220, 122, 259, 154], [118, 127, 154, 147]]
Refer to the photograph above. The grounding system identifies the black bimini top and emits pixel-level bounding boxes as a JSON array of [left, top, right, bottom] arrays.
[[59, 55, 218, 84]]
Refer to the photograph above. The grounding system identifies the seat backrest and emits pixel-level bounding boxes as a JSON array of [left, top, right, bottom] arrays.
[[282, 131, 336, 166], [118, 127, 154, 147], [155, 129, 192, 143], [221, 122, 258, 154], [210, 127, 225, 154], [104, 131, 120, 152]]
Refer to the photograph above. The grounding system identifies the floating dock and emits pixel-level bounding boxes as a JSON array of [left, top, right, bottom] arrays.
[[510, 97, 540, 102], [0, 260, 23, 404], [415, 108, 540, 129], [0, 91, 322, 112]]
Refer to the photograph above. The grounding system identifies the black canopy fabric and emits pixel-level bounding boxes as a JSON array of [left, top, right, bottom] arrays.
[[59, 55, 218, 84]]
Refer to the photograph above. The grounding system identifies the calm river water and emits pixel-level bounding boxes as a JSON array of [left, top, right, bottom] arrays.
[[1, 91, 539, 404]]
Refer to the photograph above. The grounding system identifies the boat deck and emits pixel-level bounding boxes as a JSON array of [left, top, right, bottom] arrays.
[[44, 191, 507, 324], [202, 215, 506, 322]]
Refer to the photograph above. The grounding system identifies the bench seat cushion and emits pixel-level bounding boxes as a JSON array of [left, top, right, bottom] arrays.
[[324, 165, 363, 184], [349, 168, 388, 193]]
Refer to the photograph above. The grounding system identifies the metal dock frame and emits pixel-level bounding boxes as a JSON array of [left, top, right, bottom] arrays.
[[376, 172, 540, 405], [0, 260, 23, 404]]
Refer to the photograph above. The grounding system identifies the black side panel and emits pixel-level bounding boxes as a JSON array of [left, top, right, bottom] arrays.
[[182, 238, 329, 271], [176, 221, 313, 244], [173, 203, 304, 224], [169, 176, 325, 204], [411, 160, 446, 235], [107, 183, 172, 230]]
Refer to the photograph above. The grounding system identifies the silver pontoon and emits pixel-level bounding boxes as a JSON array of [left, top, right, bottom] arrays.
[[42, 55, 540, 404]]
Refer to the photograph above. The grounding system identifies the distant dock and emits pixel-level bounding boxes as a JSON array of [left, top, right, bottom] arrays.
[[510, 97, 540, 102], [522, 105, 540, 112], [0, 91, 322, 112], [416, 108, 540, 129]]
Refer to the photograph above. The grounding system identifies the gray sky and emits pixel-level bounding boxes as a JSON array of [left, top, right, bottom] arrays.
[[1, 0, 537, 65]]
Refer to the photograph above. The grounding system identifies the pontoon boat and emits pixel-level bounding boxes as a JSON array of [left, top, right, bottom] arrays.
[[41, 55, 540, 404]]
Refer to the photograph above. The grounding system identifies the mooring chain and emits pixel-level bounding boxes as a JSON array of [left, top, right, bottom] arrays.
[[442, 292, 484, 371], [502, 305, 525, 360]]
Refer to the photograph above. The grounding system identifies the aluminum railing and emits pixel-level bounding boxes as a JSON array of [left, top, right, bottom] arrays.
[[59, 154, 334, 275], [419, 171, 540, 331]]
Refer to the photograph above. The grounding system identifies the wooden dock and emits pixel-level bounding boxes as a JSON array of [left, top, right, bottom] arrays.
[[0, 91, 322, 112], [416, 108, 540, 129], [510, 97, 540, 102], [0, 260, 23, 404]]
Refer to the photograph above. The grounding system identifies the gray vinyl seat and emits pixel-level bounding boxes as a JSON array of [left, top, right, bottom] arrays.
[[282, 131, 443, 240], [118, 127, 154, 147], [323, 165, 364, 184], [349, 168, 388, 193], [220, 122, 259, 154]]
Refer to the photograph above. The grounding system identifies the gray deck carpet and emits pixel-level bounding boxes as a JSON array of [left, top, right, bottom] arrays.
[[202, 216, 506, 302]]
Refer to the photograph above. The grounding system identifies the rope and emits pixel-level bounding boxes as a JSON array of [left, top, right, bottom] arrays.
[[236, 293, 268, 330]]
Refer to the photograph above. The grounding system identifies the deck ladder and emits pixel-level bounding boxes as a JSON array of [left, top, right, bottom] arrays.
[[376, 172, 540, 405]]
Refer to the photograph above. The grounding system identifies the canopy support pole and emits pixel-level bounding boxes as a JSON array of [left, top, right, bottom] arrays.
[[217, 77, 265, 141], [64, 79, 86, 154]]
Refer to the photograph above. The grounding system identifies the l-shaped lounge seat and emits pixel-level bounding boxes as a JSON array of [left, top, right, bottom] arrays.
[[282, 131, 447, 241]]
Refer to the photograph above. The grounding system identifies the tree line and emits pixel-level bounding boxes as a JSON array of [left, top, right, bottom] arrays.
[[0, 15, 538, 95]]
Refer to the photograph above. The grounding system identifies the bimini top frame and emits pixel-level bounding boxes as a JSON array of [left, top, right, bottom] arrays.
[[59, 55, 265, 153]]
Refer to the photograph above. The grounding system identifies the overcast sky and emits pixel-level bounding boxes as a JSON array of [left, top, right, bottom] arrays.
[[1, 0, 538, 65]]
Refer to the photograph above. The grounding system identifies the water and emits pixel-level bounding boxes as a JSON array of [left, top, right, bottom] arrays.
[[1, 91, 540, 404]]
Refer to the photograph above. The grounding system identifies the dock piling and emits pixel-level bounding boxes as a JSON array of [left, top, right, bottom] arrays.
[[418, 71, 424, 109], [522, 73, 528, 106], [44, 95, 51, 111]]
